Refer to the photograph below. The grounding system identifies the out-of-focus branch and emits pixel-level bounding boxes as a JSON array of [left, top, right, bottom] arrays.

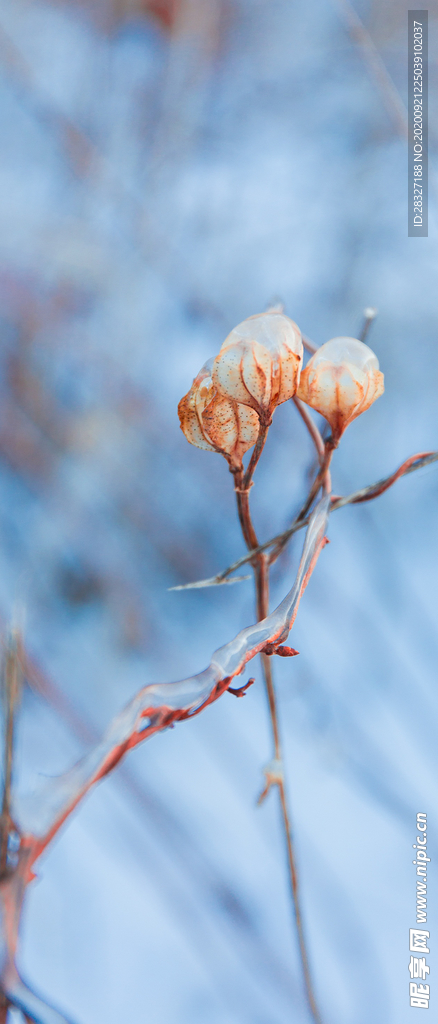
[[335, 0, 408, 139], [0, 632, 22, 878], [302, 334, 318, 354], [171, 450, 438, 590], [0, 22, 95, 177], [148, 0, 221, 178], [1, 961, 75, 1024]]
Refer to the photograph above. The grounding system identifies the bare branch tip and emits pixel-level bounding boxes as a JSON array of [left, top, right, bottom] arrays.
[[360, 306, 378, 342], [168, 573, 251, 591], [228, 677, 255, 697]]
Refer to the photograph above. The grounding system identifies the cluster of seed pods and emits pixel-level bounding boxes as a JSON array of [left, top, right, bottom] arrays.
[[178, 311, 384, 465]]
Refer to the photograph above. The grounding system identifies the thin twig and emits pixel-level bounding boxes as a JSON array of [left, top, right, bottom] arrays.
[[302, 334, 318, 354], [228, 678, 255, 697], [235, 470, 322, 1023], [335, 0, 408, 139], [359, 307, 378, 343], [0, 631, 22, 878], [235, 485, 259, 556], [243, 420, 270, 491], [171, 451, 438, 590], [330, 451, 438, 507], [301, 441, 334, 510], [233, 421, 271, 562], [268, 440, 333, 565], [293, 397, 325, 465], [257, 564, 322, 1024]]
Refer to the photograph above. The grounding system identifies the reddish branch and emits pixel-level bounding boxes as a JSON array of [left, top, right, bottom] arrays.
[[0, 499, 329, 1022], [172, 450, 438, 590], [330, 451, 435, 507]]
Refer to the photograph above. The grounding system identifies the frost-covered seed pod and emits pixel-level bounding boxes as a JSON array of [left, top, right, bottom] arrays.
[[212, 312, 303, 423], [296, 336, 384, 441], [178, 358, 259, 469]]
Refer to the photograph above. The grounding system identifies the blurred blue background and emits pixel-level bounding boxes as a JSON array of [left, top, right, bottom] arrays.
[[0, 0, 437, 1021]]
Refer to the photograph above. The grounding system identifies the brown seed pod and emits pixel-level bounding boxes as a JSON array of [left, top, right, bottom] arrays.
[[212, 312, 303, 423], [178, 358, 259, 469], [297, 336, 384, 442]]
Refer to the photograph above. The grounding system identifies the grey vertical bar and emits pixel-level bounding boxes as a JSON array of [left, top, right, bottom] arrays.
[[408, 11, 428, 236]]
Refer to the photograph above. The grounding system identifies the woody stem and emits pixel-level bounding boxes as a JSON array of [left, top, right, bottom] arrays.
[[234, 482, 322, 1024], [243, 420, 270, 491], [297, 440, 334, 519], [268, 440, 334, 567]]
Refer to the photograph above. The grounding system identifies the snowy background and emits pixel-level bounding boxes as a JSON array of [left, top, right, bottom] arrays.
[[0, 0, 437, 1021]]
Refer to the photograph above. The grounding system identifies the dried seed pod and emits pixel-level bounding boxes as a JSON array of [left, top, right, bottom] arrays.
[[296, 336, 384, 442], [212, 312, 303, 423], [178, 358, 259, 469]]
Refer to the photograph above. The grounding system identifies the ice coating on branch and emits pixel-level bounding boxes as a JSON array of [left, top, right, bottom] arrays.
[[13, 496, 329, 847], [0, 497, 328, 1021], [212, 312, 303, 421], [178, 357, 259, 468], [297, 336, 384, 441]]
